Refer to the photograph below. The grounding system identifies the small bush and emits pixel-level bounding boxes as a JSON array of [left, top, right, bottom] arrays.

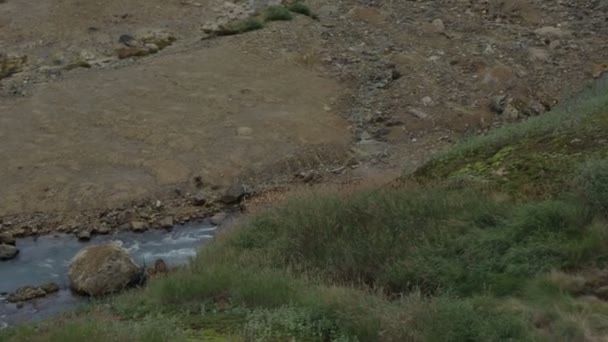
[[288, 3, 314, 17], [576, 158, 608, 211], [264, 5, 293, 21]]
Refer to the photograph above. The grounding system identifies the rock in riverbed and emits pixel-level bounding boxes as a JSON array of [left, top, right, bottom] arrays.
[[68, 244, 142, 297], [0, 232, 15, 246], [76, 230, 91, 241], [7, 283, 59, 303], [0, 244, 18, 260]]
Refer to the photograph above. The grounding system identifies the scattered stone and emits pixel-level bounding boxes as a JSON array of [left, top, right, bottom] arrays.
[[135, 29, 176, 49], [94, 226, 110, 235], [0, 244, 18, 260], [0, 232, 15, 246], [237, 126, 253, 136], [490, 94, 509, 114], [209, 212, 227, 226], [296, 170, 320, 183], [130, 221, 147, 232], [534, 26, 572, 40], [432, 19, 445, 33], [221, 184, 246, 204], [421, 96, 434, 107], [407, 107, 430, 120], [385, 118, 403, 127], [7, 283, 59, 303], [68, 243, 141, 297], [159, 216, 174, 229], [76, 230, 91, 242], [192, 191, 208, 206], [0, 53, 27, 79], [118, 34, 139, 47], [549, 40, 561, 50], [528, 47, 549, 62]]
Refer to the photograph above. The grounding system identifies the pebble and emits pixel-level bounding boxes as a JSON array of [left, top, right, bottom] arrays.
[[0, 232, 15, 246], [432, 19, 445, 33], [77, 230, 91, 242], [159, 216, 174, 229], [421, 96, 434, 107], [192, 191, 208, 206], [236, 126, 253, 136], [534, 26, 572, 40], [130, 221, 147, 232]]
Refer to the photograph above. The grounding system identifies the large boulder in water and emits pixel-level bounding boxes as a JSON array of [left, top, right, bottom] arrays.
[[68, 243, 142, 297]]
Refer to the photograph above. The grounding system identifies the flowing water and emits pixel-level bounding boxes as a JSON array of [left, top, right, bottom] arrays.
[[0, 221, 216, 328]]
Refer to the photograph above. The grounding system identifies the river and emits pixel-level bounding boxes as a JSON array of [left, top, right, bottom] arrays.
[[0, 221, 216, 328]]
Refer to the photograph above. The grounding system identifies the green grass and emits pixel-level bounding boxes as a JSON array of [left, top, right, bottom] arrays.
[[413, 76, 608, 198], [3, 78, 608, 341]]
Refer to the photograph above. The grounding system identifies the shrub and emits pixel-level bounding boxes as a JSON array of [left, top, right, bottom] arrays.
[[264, 5, 293, 21], [288, 3, 314, 17]]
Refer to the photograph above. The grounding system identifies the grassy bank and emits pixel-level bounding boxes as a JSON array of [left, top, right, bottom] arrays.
[[3, 77, 608, 341]]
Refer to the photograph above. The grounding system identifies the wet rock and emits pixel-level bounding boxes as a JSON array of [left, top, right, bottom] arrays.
[[159, 216, 174, 229], [7, 283, 59, 303], [0, 53, 27, 79], [130, 221, 147, 232], [192, 191, 208, 206], [209, 212, 227, 226], [0, 232, 15, 246], [68, 243, 141, 297], [0, 244, 18, 260], [221, 184, 246, 204], [77, 230, 91, 242]]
